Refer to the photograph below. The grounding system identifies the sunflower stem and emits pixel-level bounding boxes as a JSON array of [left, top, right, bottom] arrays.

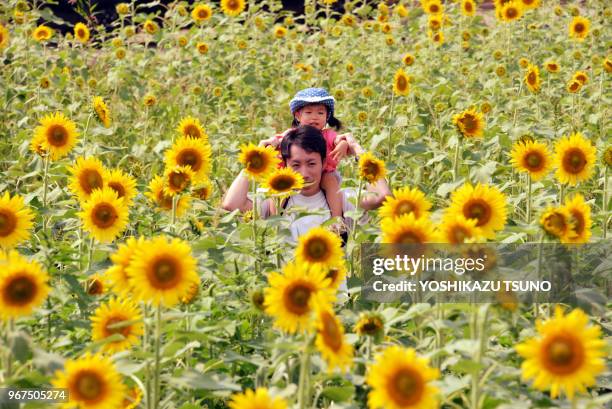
[[534, 231, 545, 318], [559, 183, 565, 206], [82, 113, 92, 152], [251, 180, 260, 276], [387, 92, 395, 163], [297, 336, 313, 409], [526, 175, 532, 226], [153, 305, 162, 409], [603, 166, 608, 239], [171, 194, 177, 233], [86, 236, 95, 271], [366, 335, 373, 362], [351, 178, 364, 243], [470, 304, 489, 409], [42, 154, 50, 231], [452, 137, 461, 182]]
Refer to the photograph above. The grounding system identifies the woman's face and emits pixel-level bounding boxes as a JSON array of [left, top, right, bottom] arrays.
[[294, 104, 327, 130]]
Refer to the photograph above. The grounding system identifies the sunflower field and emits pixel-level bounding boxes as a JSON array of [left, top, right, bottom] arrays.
[[0, 0, 611, 408]]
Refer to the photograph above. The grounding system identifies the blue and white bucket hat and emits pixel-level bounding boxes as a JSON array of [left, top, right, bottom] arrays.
[[289, 88, 335, 121]]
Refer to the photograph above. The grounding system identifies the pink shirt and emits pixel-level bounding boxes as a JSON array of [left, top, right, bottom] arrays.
[[274, 128, 338, 172]]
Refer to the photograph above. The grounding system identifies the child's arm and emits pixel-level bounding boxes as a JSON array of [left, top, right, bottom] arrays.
[[321, 172, 343, 219], [259, 129, 294, 148], [336, 132, 365, 156]]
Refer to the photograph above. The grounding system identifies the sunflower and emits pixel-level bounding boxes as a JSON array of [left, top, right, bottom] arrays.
[[524, 64, 541, 93], [106, 236, 143, 296], [121, 387, 143, 409], [229, 388, 288, 409], [165, 136, 212, 183], [86, 274, 106, 296], [540, 206, 576, 242], [74, 22, 90, 43], [105, 169, 137, 206], [520, 0, 539, 9], [264, 262, 334, 334], [516, 306, 606, 400], [566, 79, 582, 93], [604, 57, 612, 73], [378, 188, 430, 222], [32, 25, 53, 42], [69, 157, 107, 202], [238, 143, 280, 180], [366, 346, 440, 409], [562, 194, 592, 244], [452, 108, 485, 138], [0, 251, 49, 320], [191, 4, 213, 23], [0, 192, 35, 250], [437, 215, 483, 244], [116, 3, 129, 15], [395, 4, 408, 18], [262, 168, 304, 197], [422, 0, 443, 15], [92, 96, 111, 128], [180, 281, 200, 304], [52, 352, 126, 409], [163, 166, 194, 196], [393, 68, 410, 96], [429, 30, 443, 45], [461, 0, 476, 16], [143, 94, 156, 107], [554, 132, 596, 186], [273, 26, 287, 39], [315, 308, 353, 372], [446, 183, 507, 239], [176, 116, 207, 140], [143, 19, 158, 34], [358, 152, 387, 183], [146, 175, 192, 216], [79, 187, 129, 243], [0, 24, 9, 49], [428, 15, 442, 30], [193, 179, 213, 200], [572, 71, 588, 85], [381, 212, 436, 247], [196, 41, 209, 54], [295, 226, 344, 269], [510, 140, 553, 181], [221, 0, 245, 17], [545, 61, 560, 73], [402, 53, 414, 66], [355, 313, 385, 337], [33, 112, 79, 160], [569, 16, 589, 41], [91, 297, 144, 353], [126, 236, 200, 307], [322, 261, 347, 290], [500, 1, 523, 22]]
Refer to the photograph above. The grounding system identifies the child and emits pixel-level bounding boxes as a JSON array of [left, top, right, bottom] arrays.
[[261, 88, 364, 224]]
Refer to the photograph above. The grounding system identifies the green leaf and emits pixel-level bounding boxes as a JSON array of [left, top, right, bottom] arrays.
[[167, 369, 241, 391], [321, 385, 355, 402]]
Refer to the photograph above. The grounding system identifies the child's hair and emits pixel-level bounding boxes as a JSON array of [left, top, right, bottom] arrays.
[[280, 125, 327, 163], [291, 104, 343, 130]]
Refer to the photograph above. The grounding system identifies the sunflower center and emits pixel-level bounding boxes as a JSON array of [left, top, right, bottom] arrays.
[[465, 3, 473, 12], [361, 319, 381, 335], [451, 226, 469, 244], [74, 371, 104, 401], [569, 210, 584, 235], [389, 368, 424, 406], [0, 209, 17, 237], [228, 0, 239, 10], [77, 28, 86, 37], [92, 204, 118, 228], [157, 191, 173, 210], [506, 7, 517, 19], [247, 153, 264, 170], [396, 76, 408, 91], [284, 283, 312, 315], [198, 10, 207, 18], [574, 23, 584, 33], [169, 172, 189, 191], [4, 275, 36, 306], [544, 212, 566, 235], [321, 312, 342, 351], [270, 175, 294, 191], [396, 231, 421, 244], [544, 334, 584, 375], [305, 238, 329, 261], [108, 182, 126, 198], [326, 268, 339, 284], [104, 316, 130, 336], [524, 152, 543, 170], [364, 161, 379, 178], [150, 257, 182, 289], [464, 200, 491, 227], [569, 81, 579, 91], [184, 125, 201, 138], [87, 278, 104, 295], [527, 72, 536, 85], [79, 169, 104, 194], [47, 125, 69, 146], [395, 201, 414, 216], [177, 149, 202, 170], [460, 114, 477, 133], [429, 5, 439, 13], [562, 149, 586, 174]]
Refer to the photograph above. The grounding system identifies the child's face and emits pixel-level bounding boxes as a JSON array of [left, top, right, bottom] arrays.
[[295, 104, 327, 130]]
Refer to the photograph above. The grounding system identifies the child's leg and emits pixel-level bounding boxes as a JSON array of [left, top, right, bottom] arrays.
[[321, 171, 343, 219]]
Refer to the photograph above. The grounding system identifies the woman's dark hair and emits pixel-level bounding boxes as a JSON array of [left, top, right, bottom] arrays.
[[280, 125, 327, 163], [291, 103, 343, 130]]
